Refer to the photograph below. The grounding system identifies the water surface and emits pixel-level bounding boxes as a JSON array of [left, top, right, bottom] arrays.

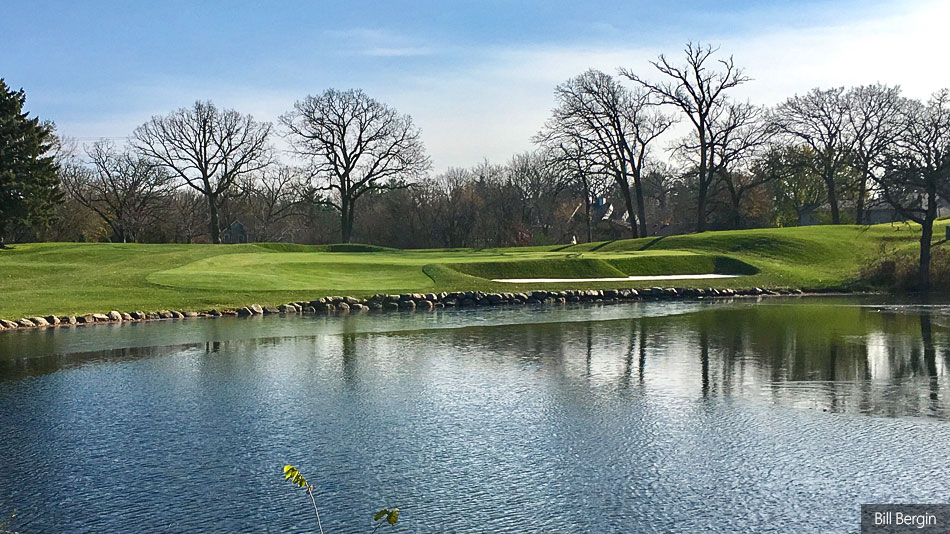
[[1, 296, 948, 532]]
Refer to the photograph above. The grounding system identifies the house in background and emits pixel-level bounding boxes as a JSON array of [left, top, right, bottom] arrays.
[[567, 198, 633, 241], [222, 221, 250, 244], [801, 198, 950, 226]]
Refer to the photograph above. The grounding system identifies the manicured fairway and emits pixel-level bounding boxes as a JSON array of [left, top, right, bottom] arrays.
[[0, 221, 946, 319]]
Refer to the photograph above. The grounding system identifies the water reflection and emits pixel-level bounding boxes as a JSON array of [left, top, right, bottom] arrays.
[[3, 300, 949, 420], [2, 298, 950, 532]]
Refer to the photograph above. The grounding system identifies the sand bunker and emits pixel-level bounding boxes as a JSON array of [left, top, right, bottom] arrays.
[[492, 273, 744, 283]]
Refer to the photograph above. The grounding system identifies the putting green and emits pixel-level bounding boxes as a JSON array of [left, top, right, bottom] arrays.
[[146, 250, 751, 292], [147, 252, 437, 291]]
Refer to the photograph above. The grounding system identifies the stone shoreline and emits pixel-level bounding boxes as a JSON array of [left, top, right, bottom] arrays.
[[0, 286, 832, 332]]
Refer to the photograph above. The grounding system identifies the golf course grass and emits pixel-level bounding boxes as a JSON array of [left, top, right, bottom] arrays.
[[0, 221, 947, 320]]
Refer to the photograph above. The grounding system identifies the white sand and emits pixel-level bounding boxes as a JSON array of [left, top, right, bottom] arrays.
[[491, 273, 743, 283]]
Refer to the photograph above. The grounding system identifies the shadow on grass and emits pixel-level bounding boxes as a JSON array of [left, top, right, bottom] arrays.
[[638, 236, 668, 251], [588, 240, 617, 252]]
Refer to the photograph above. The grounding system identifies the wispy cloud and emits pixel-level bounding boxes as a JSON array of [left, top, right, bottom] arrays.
[[49, 0, 950, 173], [323, 27, 435, 57]]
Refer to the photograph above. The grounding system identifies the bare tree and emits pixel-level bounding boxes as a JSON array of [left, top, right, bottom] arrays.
[[281, 88, 431, 243], [60, 141, 175, 242], [622, 42, 750, 232], [773, 87, 855, 224], [761, 145, 827, 226], [877, 90, 950, 289], [242, 165, 305, 242], [846, 84, 905, 224], [538, 69, 672, 238], [431, 168, 481, 248], [132, 100, 271, 244], [708, 103, 776, 228], [546, 139, 608, 243]]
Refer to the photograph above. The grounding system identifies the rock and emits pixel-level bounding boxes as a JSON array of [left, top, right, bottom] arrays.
[[129, 311, 145, 320], [424, 293, 437, 301], [337, 302, 350, 312], [17, 318, 35, 328], [92, 313, 111, 322], [121, 313, 134, 321], [45, 315, 59, 325], [62, 316, 77, 325], [29, 317, 50, 327], [146, 312, 161, 320], [416, 300, 434, 310], [236, 307, 253, 316], [262, 306, 280, 315], [183, 311, 198, 318], [368, 302, 383, 311], [0, 319, 18, 329], [343, 296, 360, 306], [383, 301, 399, 310], [398, 300, 415, 310], [170, 311, 184, 319], [443, 299, 457, 307], [249, 304, 264, 315], [108, 310, 122, 322], [304, 306, 316, 314], [278, 304, 296, 314]]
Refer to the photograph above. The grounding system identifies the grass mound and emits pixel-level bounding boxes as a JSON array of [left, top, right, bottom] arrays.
[[447, 253, 758, 280], [449, 258, 628, 280], [607, 255, 758, 276], [1, 222, 947, 319], [254, 242, 396, 253]]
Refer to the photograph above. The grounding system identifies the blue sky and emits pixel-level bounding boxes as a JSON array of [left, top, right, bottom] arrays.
[[2, 0, 947, 170]]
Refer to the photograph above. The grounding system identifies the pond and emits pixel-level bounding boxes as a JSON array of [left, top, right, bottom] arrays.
[[1, 296, 949, 532]]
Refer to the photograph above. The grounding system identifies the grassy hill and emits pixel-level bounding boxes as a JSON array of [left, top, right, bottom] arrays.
[[0, 221, 946, 319]]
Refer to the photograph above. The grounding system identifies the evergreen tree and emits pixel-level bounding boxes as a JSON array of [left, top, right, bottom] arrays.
[[0, 79, 61, 244]]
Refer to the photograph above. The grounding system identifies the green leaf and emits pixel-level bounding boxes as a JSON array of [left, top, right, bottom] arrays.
[[388, 509, 399, 525], [374, 509, 388, 521]]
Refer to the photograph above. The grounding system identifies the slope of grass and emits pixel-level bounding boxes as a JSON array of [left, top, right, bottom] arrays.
[[0, 221, 947, 319]]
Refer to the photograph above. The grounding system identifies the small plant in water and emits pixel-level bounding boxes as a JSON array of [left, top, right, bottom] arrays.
[[283, 465, 326, 534], [372, 508, 400, 532], [283, 464, 399, 532]]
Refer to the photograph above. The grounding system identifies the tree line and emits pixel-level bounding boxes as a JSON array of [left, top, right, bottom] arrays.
[[1, 42, 948, 284]]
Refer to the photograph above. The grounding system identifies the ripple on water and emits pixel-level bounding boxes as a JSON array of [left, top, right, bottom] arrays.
[[1, 298, 949, 532]]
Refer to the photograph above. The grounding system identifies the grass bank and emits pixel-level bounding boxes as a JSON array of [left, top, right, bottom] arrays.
[[0, 221, 947, 319]]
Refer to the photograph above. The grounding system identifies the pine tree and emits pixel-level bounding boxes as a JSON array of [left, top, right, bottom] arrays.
[[0, 78, 62, 245]]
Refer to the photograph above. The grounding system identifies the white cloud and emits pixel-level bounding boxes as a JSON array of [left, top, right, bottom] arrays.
[[52, 0, 950, 173], [399, 0, 950, 171]]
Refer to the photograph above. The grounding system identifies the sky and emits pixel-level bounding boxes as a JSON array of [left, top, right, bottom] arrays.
[[2, 0, 948, 172]]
